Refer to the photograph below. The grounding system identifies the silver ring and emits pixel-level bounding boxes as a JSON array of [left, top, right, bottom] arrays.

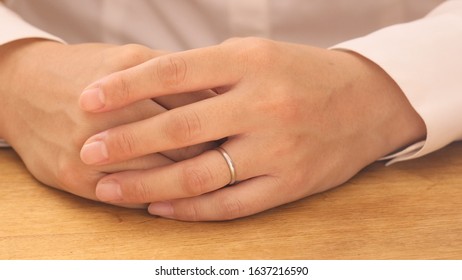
[[215, 147, 237, 185]]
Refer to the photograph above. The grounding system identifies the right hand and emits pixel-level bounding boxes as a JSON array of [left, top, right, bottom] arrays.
[[0, 39, 215, 206]]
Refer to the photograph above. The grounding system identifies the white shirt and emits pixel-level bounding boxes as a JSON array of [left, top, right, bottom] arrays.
[[1, 0, 461, 163]]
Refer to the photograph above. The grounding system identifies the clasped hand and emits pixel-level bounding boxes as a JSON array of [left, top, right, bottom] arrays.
[[79, 38, 426, 221]]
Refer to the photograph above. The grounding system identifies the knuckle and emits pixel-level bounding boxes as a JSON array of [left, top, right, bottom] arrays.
[[105, 72, 133, 106], [129, 177, 154, 202], [55, 159, 74, 187], [239, 37, 277, 65], [109, 129, 139, 158], [179, 165, 213, 196], [103, 44, 153, 71], [156, 55, 188, 89], [55, 156, 83, 191], [219, 197, 246, 220], [176, 202, 200, 221], [223, 37, 279, 79], [119, 44, 153, 66], [222, 36, 241, 44], [163, 111, 203, 145]]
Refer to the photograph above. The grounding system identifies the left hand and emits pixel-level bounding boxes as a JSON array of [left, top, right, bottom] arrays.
[[78, 38, 426, 221], [0, 40, 215, 207]]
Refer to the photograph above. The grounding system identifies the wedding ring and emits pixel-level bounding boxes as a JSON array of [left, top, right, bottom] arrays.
[[215, 147, 237, 185]]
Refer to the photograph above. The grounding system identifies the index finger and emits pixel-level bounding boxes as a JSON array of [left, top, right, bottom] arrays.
[[79, 43, 247, 112]]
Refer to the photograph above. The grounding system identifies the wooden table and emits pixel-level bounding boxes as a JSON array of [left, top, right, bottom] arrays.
[[1, 143, 461, 260]]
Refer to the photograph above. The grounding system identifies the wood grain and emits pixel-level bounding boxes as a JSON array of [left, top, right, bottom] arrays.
[[1, 143, 461, 259]]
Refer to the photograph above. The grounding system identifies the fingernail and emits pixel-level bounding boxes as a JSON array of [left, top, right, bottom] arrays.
[[96, 180, 122, 202], [80, 140, 108, 164], [80, 87, 105, 111], [148, 202, 174, 217]]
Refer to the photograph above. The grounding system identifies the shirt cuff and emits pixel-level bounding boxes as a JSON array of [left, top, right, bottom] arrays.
[[331, 0, 462, 164], [0, 3, 64, 45]]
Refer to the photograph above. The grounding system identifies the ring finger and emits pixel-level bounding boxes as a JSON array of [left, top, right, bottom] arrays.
[[94, 135, 272, 204]]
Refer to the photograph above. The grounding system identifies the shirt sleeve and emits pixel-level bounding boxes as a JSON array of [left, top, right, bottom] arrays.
[[0, 3, 64, 45], [1, 3, 65, 148], [332, 0, 462, 164]]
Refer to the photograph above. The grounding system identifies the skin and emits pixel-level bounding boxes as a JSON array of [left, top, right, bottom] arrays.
[[0, 39, 214, 206], [78, 37, 426, 221]]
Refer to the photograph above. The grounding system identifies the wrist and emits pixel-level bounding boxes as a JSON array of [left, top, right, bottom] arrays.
[[0, 39, 64, 141], [331, 49, 426, 163]]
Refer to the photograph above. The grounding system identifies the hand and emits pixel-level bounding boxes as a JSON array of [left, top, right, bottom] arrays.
[[79, 38, 426, 219], [0, 39, 215, 206]]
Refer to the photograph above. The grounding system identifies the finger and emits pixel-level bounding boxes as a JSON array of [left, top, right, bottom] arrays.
[[161, 141, 219, 162], [83, 153, 174, 210], [80, 93, 254, 165], [93, 138, 270, 204], [147, 176, 294, 221], [154, 90, 217, 110], [96, 138, 219, 169], [108, 45, 168, 71], [100, 153, 173, 173], [151, 88, 220, 162], [95, 149, 229, 204], [111, 96, 218, 162], [79, 44, 246, 112], [152, 89, 220, 162]]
